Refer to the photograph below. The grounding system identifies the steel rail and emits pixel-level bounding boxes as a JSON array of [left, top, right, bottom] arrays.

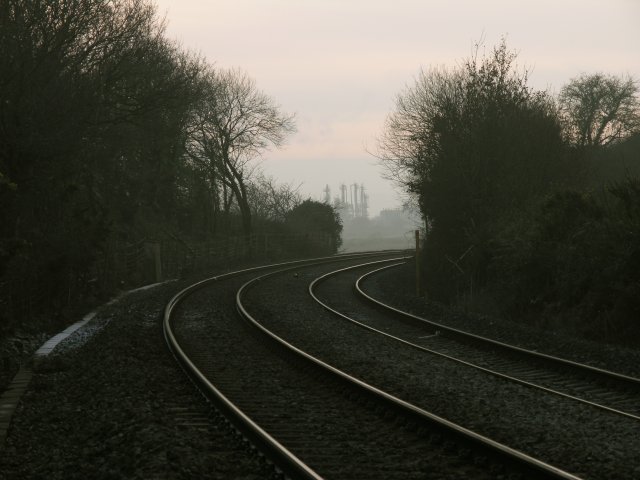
[[237, 261, 583, 480], [308, 261, 640, 422], [355, 262, 640, 387], [163, 251, 403, 480]]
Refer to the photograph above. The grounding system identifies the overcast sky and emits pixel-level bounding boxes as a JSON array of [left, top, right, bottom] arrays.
[[154, 0, 640, 216]]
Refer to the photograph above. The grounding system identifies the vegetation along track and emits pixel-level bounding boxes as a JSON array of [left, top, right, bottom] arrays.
[[247, 257, 640, 479], [166, 251, 584, 479]]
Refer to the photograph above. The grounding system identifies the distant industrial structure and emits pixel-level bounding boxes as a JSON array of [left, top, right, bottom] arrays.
[[323, 183, 369, 220]]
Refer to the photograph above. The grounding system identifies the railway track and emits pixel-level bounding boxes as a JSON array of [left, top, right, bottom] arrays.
[[165, 252, 582, 480], [324, 261, 640, 421]]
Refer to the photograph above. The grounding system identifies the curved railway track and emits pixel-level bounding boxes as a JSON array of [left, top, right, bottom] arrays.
[[308, 260, 640, 422], [164, 252, 582, 480], [239, 256, 639, 479]]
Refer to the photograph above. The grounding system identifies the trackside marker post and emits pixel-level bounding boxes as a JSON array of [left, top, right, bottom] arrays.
[[415, 229, 421, 296]]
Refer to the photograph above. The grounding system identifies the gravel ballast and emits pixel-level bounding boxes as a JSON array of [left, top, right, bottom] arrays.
[[170, 257, 506, 480], [4, 254, 639, 479], [0, 280, 267, 480], [243, 261, 640, 480]]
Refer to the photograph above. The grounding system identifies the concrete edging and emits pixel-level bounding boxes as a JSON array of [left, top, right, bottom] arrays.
[[0, 280, 172, 448]]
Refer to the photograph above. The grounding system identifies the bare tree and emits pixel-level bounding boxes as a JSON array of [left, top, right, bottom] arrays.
[[188, 67, 295, 238], [377, 66, 464, 196], [559, 73, 640, 148], [376, 39, 567, 301], [248, 174, 302, 223]]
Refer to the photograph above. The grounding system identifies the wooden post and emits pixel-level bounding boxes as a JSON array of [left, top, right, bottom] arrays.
[[415, 229, 421, 296]]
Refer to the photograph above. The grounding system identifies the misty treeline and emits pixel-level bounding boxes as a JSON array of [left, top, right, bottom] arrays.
[[0, 0, 341, 335], [379, 39, 640, 346]]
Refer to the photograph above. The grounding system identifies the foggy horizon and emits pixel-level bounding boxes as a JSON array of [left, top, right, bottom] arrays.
[[154, 0, 640, 216]]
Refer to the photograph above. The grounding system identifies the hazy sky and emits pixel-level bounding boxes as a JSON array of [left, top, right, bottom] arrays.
[[154, 0, 640, 216]]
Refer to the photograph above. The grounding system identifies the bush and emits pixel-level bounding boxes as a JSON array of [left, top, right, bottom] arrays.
[[285, 200, 343, 255], [487, 181, 640, 346]]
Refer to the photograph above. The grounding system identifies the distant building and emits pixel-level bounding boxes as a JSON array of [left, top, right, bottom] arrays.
[[325, 182, 369, 220]]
